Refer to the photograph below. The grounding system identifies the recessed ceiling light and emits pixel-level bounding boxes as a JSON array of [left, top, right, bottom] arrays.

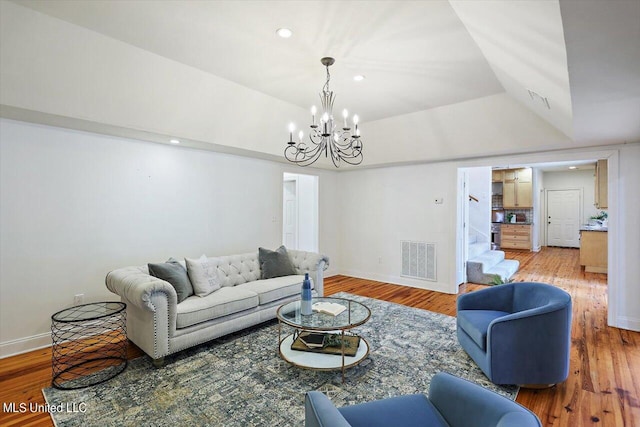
[[353, 75, 365, 82], [169, 139, 180, 144], [569, 166, 577, 169], [276, 28, 293, 38]]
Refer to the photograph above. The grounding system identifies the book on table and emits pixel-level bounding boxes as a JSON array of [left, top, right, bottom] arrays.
[[291, 333, 361, 357], [312, 302, 346, 316], [299, 332, 326, 349]]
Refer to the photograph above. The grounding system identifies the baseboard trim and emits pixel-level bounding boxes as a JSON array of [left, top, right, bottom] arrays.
[[613, 316, 640, 332], [339, 269, 456, 294], [323, 268, 339, 278], [0, 332, 52, 359]]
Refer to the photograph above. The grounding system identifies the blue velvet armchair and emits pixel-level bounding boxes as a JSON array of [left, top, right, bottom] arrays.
[[305, 372, 541, 427], [457, 282, 572, 385]]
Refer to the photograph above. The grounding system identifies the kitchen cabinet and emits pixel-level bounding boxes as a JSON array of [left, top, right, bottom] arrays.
[[492, 170, 504, 183], [502, 168, 532, 208], [501, 224, 532, 250], [595, 159, 608, 209], [580, 230, 607, 273]]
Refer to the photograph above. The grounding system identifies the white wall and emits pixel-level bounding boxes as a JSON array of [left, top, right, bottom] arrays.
[[2, 119, 639, 358], [612, 143, 640, 331], [338, 143, 640, 332], [532, 168, 544, 251], [338, 163, 459, 294], [0, 119, 340, 357]]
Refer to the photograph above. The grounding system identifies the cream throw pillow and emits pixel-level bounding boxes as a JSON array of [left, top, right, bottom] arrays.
[[185, 255, 221, 297]]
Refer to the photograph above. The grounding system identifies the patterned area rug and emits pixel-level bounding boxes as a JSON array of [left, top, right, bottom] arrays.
[[43, 293, 517, 426]]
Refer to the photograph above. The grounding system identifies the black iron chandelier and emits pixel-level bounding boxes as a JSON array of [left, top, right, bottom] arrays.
[[285, 57, 363, 167]]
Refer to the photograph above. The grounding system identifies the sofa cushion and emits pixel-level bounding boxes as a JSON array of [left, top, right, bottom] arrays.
[[339, 394, 449, 427], [185, 254, 222, 297], [258, 245, 297, 279], [457, 310, 510, 351], [148, 258, 193, 303], [236, 275, 307, 305], [176, 287, 259, 329]]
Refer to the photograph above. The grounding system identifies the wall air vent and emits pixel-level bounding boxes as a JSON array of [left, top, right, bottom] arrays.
[[401, 241, 436, 282], [527, 89, 551, 110]]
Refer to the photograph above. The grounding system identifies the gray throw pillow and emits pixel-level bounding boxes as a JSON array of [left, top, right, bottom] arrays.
[[148, 258, 194, 303], [259, 245, 297, 279]]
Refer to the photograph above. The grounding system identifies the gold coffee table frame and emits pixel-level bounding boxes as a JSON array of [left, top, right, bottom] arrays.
[[276, 297, 371, 383]]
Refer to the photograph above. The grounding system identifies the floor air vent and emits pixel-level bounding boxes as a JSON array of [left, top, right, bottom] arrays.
[[401, 241, 436, 281]]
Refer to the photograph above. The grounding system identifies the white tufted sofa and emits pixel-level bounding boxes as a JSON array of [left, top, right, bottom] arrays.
[[106, 249, 329, 366]]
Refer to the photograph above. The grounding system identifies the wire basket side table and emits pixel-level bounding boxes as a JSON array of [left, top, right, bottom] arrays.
[[51, 302, 127, 390]]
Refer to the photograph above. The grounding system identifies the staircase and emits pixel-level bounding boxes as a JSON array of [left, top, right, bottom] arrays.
[[467, 235, 519, 285]]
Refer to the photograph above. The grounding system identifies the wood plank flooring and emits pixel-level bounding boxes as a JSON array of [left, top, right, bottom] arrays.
[[325, 247, 640, 427], [1, 247, 638, 426]]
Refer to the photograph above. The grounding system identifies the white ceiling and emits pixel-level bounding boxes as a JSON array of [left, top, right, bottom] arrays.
[[2, 0, 639, 167], [14, 0, 506, 122]]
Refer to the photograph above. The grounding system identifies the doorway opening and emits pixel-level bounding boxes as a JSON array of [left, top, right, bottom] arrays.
[[456, 151, 620, 328], [283, 172, 319, 252]]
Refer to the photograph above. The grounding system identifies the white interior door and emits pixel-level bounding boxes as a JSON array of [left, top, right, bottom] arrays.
[[283, 179, 298, 249], [547, 189, 581, 248]]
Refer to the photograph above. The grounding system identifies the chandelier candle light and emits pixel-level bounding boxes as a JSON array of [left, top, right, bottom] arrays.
[[285, 57, 363, 167]]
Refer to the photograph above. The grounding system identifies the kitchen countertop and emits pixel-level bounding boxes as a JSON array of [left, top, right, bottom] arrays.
[[580, 225, 608, 232]]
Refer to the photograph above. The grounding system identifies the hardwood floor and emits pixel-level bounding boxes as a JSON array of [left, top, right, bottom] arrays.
[[1, 247, 638, 426], [325, 247, 640, 427]]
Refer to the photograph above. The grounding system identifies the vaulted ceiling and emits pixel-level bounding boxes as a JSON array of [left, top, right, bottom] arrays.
[[1, 0, 638, 168]]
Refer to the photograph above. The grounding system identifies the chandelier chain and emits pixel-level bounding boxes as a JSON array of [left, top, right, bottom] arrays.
[[323, 64, 331, 94]]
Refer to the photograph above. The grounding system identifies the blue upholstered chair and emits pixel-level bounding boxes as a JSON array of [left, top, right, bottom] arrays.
[[457, 282, 572, 386], [305, 372, 541, 427]]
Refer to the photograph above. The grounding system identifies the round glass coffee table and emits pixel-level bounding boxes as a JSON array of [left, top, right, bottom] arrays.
[[276, 297, 371, 382]]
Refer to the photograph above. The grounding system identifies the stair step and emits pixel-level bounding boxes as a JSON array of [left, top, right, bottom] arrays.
[[486, 260, 520, 282], [466, 255, 520, 285], [469, 250, 505, 270], [468, 242, 491, 260]]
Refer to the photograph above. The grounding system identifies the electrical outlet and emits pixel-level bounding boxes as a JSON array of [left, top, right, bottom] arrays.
[[74, 294, 84, 305], [378, 257, 382, 264]]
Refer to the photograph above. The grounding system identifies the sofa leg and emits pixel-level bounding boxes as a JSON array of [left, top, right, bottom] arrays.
[[152, 357, 165, 368]]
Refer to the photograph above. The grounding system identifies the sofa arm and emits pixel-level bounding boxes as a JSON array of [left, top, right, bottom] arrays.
[[305, 392, 351, 427], [288, 250, 330, 297], [288, 250, 329, 273], [106, 265, 178, 311], [429, 373, 541, 427]]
